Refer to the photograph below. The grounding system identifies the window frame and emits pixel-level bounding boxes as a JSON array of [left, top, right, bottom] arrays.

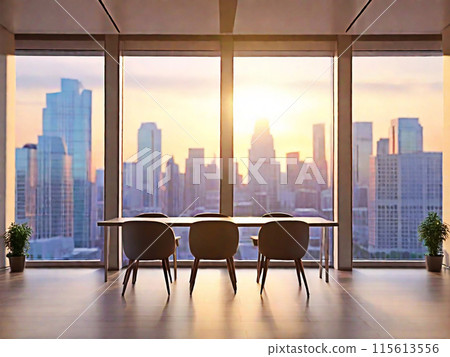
[[11, 34, 442, 267]]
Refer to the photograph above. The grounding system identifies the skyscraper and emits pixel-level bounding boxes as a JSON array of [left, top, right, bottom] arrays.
[[369, 119, 442, 258], [137, 122, 162, 211], [123, 161, 144, 216], [248, 119, 280, 214], [93, 169, 104, 246], [313, 123, 328, 187], [42, 78, 92, 248], [164, 157, 182, 216], [35, 136, 73, 240], [353, 122, 373, 187], [352, 123, 373, 256], [286, 152, 300, 192], [377, 138, 389, 156], [204, 159, 220, 211], [389, 117, 423, 154], [15, 144, 37, 232], [185, 148, 205, 213]]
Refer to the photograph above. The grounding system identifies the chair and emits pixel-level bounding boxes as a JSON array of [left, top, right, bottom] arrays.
[[135, 213, 180, 280], [136, 213, 169, 218], [251, 212, 293, 283], [122, 221, 176, 296], [188, 220, 239, 295], [258, 221, 310, 297], [194, 212, 229, 218]]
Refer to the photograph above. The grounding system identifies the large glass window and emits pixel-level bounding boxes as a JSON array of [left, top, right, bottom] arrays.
[[15, 55, 104, 260], [233, 57, 334, 260], [352, 55, 443, 260], [122, 56, 220, 260]]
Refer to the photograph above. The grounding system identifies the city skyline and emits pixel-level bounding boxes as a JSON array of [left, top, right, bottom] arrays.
[[15, 56, 443, 174], [14, 54, 444, 261]]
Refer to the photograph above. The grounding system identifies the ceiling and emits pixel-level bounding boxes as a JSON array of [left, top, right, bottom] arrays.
[[0, 0, 449, 35]]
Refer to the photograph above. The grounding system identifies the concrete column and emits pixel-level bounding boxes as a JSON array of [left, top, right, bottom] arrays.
[[442, 26, 450, 267], [333, 35, 353, 270], [104, 35, 122, 269], [0, 27, 14, 269], [220, 37, 234, 216]]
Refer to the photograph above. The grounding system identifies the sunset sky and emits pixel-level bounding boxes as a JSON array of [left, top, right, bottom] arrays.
[[15, 55, 443, 177]]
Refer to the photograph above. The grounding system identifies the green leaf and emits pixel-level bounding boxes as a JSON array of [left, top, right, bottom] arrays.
[[418, 212, 449, 256], [2, 222, 32, 257]]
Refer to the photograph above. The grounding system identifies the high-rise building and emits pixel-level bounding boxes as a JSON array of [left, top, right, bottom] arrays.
[[248, 119, 280, 214], [369, 152, 442, 257], [369, 119, 442, 258], [15, 144, 37, 232], [286, 152, 300, 192], [164, 157, 182, 216], [137, 122, 162, 211], [123, 161, 144, 216], [93, 169, 104, 245], [352, 122, 373, 250], [353, 122, 373, 188], [42, 78, 92, 248], [204, 159, 220, 212], [377, 138, 389, 156], [389, 117, 423, 154], [185, 148, 205, 213], [313, 123, 328, 187], [35, 136, 73, 240]]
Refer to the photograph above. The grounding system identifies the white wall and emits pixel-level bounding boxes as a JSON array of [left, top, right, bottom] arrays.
[[0, 27, 15, 269]]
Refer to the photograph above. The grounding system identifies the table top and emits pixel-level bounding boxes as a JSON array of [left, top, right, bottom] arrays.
[[98, 216, 338, 227]]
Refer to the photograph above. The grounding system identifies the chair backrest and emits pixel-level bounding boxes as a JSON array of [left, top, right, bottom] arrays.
[[122, 221, 175, 260], [194, 212, 229, 218], [189, 221, 239, 259], [136, 212, 169, 218], [259, 221, 309, 260], [262, 212, 293, 218]]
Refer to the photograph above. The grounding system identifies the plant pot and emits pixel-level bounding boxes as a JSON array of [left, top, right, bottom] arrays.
[[425, 255, 443, 272], [8, 256, 26, 273]]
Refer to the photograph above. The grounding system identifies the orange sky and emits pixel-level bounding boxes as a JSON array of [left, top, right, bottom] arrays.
[[15, 55, 443, 177]]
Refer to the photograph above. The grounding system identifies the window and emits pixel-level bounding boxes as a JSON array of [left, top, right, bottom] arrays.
[[352, 55, 443, 260], [15, 55, 104, 260], [233, 57, 334, 260], [122, 56, 220, 260]]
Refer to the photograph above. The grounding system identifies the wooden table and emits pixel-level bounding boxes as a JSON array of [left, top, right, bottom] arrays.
[[98, 216, 337, 283]]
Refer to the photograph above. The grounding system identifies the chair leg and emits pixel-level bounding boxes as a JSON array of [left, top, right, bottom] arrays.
[[122, 264, 133, 296], [230, 257, 237, 287], [260, 258, 270, 294], [173, 248, 177, 281], [189, 259, 194, 283], [257, 254, 265, 283], [226, 258, 237, 293], [165, 258, 173, 283], [256, 251, 261, 282], [294, 259, 302, 286], [123, 259, 134, 284], [132, 260, 139, 285], [161, 259, 171, 296], [298, 259, 310, 297], [189, 258, 200, 295]]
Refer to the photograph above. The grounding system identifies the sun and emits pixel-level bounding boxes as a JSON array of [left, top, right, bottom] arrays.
[[233, 85, 294, 135]]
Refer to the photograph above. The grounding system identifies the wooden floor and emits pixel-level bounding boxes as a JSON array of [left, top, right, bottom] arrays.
[[0, 267, 449, 339]]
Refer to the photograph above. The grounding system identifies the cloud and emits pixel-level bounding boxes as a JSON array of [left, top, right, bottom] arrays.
[[354, 81, 442, 93]]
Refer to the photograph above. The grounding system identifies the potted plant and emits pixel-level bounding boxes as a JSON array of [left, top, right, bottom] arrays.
[[2, 222, 32, 272], [418, 212, 449, 272]]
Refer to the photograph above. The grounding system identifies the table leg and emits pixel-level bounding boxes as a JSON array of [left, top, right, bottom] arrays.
[[104, 226, 110, 282], [319, 227, 324, 279], [173, 248, 177, 281], [325, 227, 330, 283]]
